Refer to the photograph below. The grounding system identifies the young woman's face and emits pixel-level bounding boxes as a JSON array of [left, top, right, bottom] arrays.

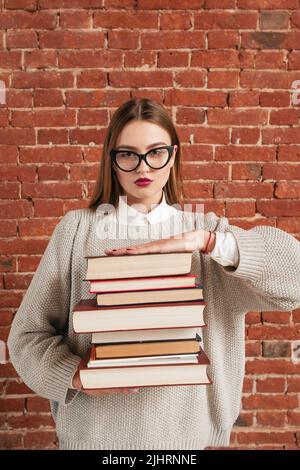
[[112, 120, 178, 208]]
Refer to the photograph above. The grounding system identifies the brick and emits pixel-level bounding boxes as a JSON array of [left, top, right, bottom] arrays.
[[277, 146, 300, 161], [77, 109, 108, 126], [65, 90, 129, 108], [37, 129, 68, 145], [26, 396, 50, 412], [39, 31, 105, 49], [191, 50, 240, 68], [287, 378, 300, 393], [229, 91, 260, 107], [241, 71, 300, 89], [215, 182, 273, 199], [246, 359, 300, 375], [19, 147, 82, 163], [262, 311, 291, 324], [249, 325, 300, 340], [234, 412, 253, 427], [0, 239, 47, 255], [208, 31, 239, 49], [0, 432, 23, 449], [264, 162, 300, 179], [39, 0, 105, 7], [0, 398, 25, 412], [33, 199, 64, 217], [255, 51, 286, 69], [160, 11, 191, 30], [33, 89, 63, 107], [269, 109, 299, 125], [165, 90, 227, 107], [141, 31, 205, 50], [175, 70, 206, 88], [7, 414, 54, 429], [23, 431, 56, 449], [108, 31, 139, 49], [263, 128, 300, 144], [257, 377, 286, 393], [258, 200, 300, 217], [58, 50, 122, 69], [12, 110, 76, 127], [37, 165, 68, 181], [238, 0, 298, 8], [243, 395, 298, 410], [215, 146, 275, 162], [0, 311, 13, 326], [12, 71, 73, 89], [4, 0, 37, 10], [157, 51, 188, 68], [94, 10, 158, 29], [6, 31, 37, 48], [125, 51, 157, 68], [237, 431, 296, 445], [256, 412, 286, 427], [208, 71, 239, 89], [208, 109, 268, 126], [260, 11, 289, 30], [176, 108, 206, 125], [59, 10, 90, 28], [5, 380, 33, 395], [275, 182, 300, 199], [182, 163, 228, 181], [21, 182, 83, 199], [0, 200, 32, 219], [262, 341, 290, 357], [194, 11, 257, 29], [0, 257, 17, 272], [243, 31, 287, 50], [246, 341, 261, 357], [287, 411, 300, 425], [18, 255, 40, 272], [4, 273, 33, 290], [138, 0, 204, 9], [0, 146, 18, 164], [259, 91, 290, 107], [69, 164, 98, 181], [0, 12, 56, 29], [24, 50, 57, 68], [18, 218, 58, 237], [109, 71, 173, 88], [231, 129, 260, 145]]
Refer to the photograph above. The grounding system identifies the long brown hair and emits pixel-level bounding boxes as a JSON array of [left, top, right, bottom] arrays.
[[88, 98, 185, 211]]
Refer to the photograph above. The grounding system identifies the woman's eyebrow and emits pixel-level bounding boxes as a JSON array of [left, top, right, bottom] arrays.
[[116, 142, 168, 150]]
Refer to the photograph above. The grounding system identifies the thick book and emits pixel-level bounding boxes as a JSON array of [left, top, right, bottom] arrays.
[[84, 251, 193, 280], [91, 327, 203, 345], [72, 298, 207, 334], [88, 274, 198, 293], [79, 348, 212, 390], [95, 285, 203, 306], [94, 338, 201, 359]]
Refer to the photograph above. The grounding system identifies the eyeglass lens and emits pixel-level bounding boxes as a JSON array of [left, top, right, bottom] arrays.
[[115, 147, 170, 171]]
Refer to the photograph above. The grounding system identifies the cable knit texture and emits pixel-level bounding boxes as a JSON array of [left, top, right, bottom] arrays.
[[7, 207, 300, 450]]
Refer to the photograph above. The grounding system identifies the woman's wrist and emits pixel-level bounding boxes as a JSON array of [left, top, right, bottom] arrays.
[[201, 231, 217, 254]]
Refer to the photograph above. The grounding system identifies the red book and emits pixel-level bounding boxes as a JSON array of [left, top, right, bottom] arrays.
[[79, 346, 212, 390]]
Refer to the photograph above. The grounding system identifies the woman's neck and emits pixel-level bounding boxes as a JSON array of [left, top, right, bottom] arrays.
[[121, 191, 163, 214]]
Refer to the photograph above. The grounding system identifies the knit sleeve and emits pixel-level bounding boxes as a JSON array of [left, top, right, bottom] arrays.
[[7, 210, 82, 406], [209, 215, 300, 313]]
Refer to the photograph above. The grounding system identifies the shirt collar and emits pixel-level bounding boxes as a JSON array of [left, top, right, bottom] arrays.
[[116, 191, 177, 226]]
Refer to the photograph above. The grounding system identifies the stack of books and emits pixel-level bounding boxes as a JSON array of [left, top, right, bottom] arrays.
[[72, 252, 212, 391]]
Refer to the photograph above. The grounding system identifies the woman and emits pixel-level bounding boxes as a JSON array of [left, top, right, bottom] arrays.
[[8, 98, 300, 450]]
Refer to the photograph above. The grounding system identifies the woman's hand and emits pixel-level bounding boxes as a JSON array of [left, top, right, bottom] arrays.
[[104, 229, 216, 256], [71, 351, 140, 396]]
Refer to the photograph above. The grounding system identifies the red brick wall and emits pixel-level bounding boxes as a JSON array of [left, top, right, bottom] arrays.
[[1, 0, 300, 450]]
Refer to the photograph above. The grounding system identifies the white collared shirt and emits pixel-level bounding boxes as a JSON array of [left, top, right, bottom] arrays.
[[116, 192, 240, 268]]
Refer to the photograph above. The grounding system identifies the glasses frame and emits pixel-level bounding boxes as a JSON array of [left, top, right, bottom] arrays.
[[110, 145, 176, 172]]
